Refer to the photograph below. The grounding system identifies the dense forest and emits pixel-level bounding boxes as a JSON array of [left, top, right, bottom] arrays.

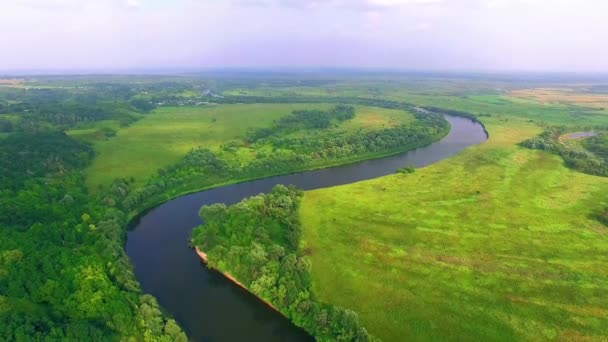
[[0, 88, 146, 131], [191, 185, 373, 341], [0, 132, 187, 340]]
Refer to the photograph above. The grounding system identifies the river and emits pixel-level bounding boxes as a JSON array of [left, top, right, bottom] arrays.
[[126, 115, 487, 341]]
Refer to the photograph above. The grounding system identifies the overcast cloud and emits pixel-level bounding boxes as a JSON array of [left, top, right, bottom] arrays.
[[1, 0, 607, 72]]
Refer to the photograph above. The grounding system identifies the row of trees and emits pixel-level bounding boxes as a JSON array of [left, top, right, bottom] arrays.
[[520, 128, 608, 177], [584, 134, 608, 226], [0, 86, 159, 132], [192, 185, 374, 341], [247, 105, 356, 141], [521, 129, 608, 228], [583, 134, 608, 161]]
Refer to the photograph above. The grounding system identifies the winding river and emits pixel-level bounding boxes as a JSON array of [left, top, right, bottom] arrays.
[[126, 115, 487, 341]]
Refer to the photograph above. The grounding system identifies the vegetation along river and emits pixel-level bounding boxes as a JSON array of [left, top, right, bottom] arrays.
[[126, 114, 488, 341]]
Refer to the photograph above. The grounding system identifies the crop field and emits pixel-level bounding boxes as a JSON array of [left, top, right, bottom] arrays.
[[509, 88, 608, 109], [84, 103, 413, 190], [300, 116, 608, 341], [0, 79, 23, 85], [220, 80, 608, 127]]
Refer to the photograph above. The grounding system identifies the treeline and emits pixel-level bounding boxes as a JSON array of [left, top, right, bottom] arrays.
[[118, 108, 448, 215], [0, 87, 158, 132], [213, 95, 415, 110], [583, 134, 608, 161], [520, 128, 608, 177], [583, 134, 608, 227], [0, 132, 186, 341], [191, 185, 374, 341], [211, 95, 486, 133], [247, 105, 355, 141], [518, 129, 608, 228], [266, 110, 448, 156]]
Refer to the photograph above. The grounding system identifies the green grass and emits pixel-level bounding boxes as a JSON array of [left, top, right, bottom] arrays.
[[85, 103, 412, 190], [300, 117, 608, 341], [222, 82, 608, 127], [66, 120, 125, 143]]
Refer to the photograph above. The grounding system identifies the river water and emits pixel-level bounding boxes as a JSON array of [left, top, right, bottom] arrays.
[[126, 115, 487, 341]]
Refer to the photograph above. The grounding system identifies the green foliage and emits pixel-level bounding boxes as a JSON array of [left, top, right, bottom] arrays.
[[396, 166, 415, 174], [247, 105, 356, 141], [0, 118, 13, 132], [521, 128, 608, 177], [583, 133, 608, 161], [0, 132, 93, 192], [0, 131, 186, 340], [85, 103, 328, 188], [116, 105, 448, 216], [301, 118, 608, 340], [192, 185, 374, 341], [0, 88, 141, 130], [597, 208, 608, 226], [130, 97, 157, 112]]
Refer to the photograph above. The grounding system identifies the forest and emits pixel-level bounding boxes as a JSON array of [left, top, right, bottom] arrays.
[[0, 131, 186, 340], [0, 80, 201, 340], [191, 185, 373, 341]]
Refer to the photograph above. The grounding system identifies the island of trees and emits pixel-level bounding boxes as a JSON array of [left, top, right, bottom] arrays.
[[191, 185, 373, 341]]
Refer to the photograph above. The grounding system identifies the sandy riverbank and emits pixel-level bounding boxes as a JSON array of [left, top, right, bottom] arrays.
[[194, 246, 280, 312]]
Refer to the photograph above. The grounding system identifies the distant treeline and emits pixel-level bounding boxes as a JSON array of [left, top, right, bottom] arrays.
[[191, 185, 374, 341], [520, 128, 608, 177], [0, 88, 152, 132], [521, 129, 608, 227], [210, 95, 488, 136], [247, 105, 356, 141]]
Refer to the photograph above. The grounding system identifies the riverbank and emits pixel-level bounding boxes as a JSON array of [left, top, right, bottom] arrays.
[[126, 115, 488, 341], [300, 117, 608, 340], [194, 247, 281, 313], [126, 123, 451, 223]]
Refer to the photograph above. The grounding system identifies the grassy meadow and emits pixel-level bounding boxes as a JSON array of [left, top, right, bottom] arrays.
[[300, 116, 608, 341], [222, 79, 608, 127], [83, 103, 413, 190]]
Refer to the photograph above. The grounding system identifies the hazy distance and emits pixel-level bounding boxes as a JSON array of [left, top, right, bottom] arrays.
[[1, 0, 607, 73]]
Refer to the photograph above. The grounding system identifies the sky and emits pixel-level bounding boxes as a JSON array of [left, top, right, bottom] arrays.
[[1, 0, 607, 73]]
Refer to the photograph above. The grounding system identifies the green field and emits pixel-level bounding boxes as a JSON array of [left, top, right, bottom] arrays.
[[83, 104, 328, 189], [83, 103, 414, 190], [222, 80, 608, 127], [300, 117, 608, 340]]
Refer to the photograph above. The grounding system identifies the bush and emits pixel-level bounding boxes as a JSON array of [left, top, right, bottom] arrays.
[[396, 166, 415, 174]]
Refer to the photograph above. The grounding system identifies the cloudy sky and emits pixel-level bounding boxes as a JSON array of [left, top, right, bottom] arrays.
[[1, 0, 607, 72]]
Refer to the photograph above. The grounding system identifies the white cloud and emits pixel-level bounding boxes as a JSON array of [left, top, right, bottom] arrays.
[[2, 0, 608, 72], [230, 0, 442, 10], [126, 0, 140, 8]]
